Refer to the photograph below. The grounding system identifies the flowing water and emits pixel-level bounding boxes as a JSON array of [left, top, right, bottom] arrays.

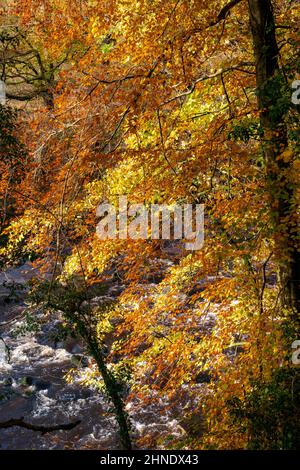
[[0, 263, 194, 449]]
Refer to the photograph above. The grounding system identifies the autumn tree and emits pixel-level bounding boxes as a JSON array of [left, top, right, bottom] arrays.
[[0, 104, 27, 249], [248, 0, 300, 315], [1, 0, 299, 449]]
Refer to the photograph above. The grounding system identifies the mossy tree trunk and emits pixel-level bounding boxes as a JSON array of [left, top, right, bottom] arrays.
[[248, 0, 300, 317], [88, 340, 132, 450]]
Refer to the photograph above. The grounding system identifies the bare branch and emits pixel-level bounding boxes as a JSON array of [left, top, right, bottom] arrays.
[[0, 417, 81, 434], [160, 62, 254, 106], [210, 0, 244, 27]]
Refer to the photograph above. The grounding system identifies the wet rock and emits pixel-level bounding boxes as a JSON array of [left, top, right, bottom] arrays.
[[0, 285, 11, 305], [0, 395, 34, 421], [64, 337, 84, 355], [2, 377, 13, 387], [90, 296, 115, 307], [22, 377, 51, 391]]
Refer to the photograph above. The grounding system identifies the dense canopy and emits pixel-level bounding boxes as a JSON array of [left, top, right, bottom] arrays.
[[0, 0, 299, 450]]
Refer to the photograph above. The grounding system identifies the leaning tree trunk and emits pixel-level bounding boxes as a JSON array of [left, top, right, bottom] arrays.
[[248, 0, 300, 317], [58, 307, 132, 450], [88, 341, 132, 450]]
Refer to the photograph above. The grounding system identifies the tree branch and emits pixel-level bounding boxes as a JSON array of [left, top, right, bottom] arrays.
[[160, 61, 254, 106], [209, 0, 244, 27], [0, 417, 81, 434]]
